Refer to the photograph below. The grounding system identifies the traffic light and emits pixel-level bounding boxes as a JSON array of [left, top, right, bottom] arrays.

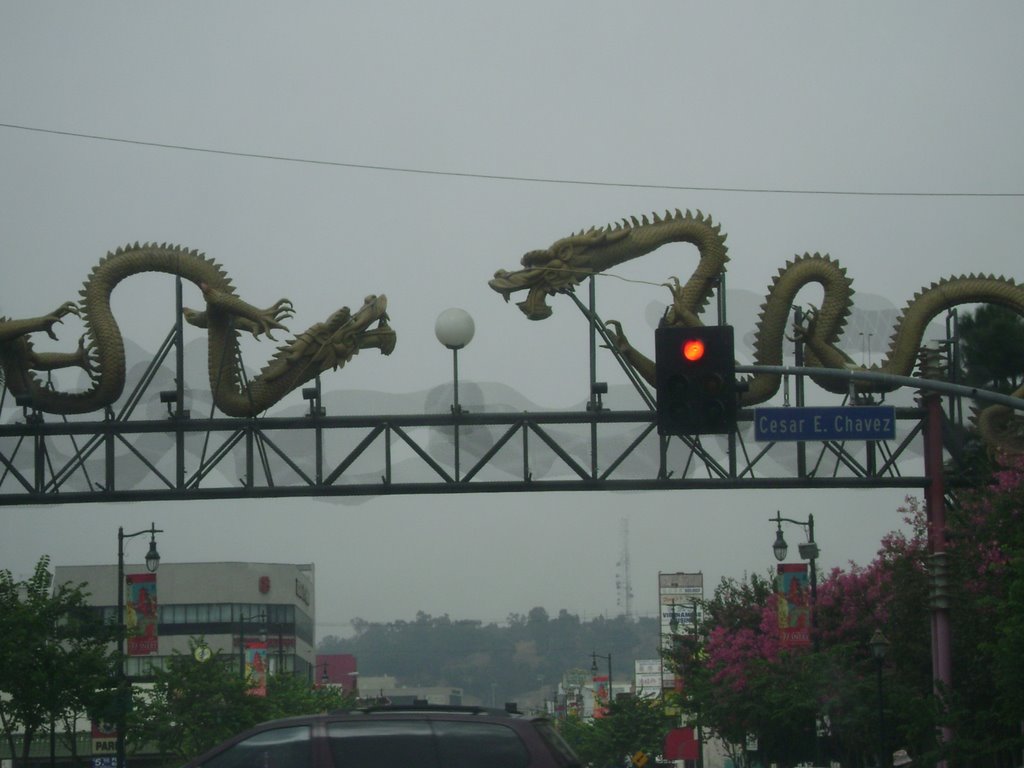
[[655, 325, 737, 436]]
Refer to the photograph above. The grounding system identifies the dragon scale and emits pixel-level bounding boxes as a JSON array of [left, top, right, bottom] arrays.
[[0, 244, 395, 417]]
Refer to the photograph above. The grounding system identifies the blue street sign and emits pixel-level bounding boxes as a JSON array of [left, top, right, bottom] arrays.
[[754, 406, 896, 442]]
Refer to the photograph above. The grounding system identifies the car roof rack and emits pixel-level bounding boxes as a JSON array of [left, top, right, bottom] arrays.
[[348, 700, 521, 716]]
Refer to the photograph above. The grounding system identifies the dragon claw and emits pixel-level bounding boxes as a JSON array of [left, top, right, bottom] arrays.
[[42, 301, 80, 340]]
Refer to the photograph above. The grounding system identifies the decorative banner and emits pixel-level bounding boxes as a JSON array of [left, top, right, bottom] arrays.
[[663, 727, 699, 762], [777, 564, 810, 647], [125, 573, 158, 656], [592, 675, 609, 718], [245, 642, 269, 696]]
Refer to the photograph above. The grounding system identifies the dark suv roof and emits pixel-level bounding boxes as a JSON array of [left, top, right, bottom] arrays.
[[183, 702, 581, 768]]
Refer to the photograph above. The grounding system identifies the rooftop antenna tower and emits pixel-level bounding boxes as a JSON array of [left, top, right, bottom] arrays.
[[615, 518, 634, 619]]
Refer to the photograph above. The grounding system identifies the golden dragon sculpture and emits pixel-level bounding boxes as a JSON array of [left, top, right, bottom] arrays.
[[489, 209, 1024, 452], [0, 243, 396, 416]]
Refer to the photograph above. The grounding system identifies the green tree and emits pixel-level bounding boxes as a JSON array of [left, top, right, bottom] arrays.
[[0, 557, 117, 765], [959, 304, 1024, 393], [321, 609, 658, 707], [132, 640, 253, 762], [559, 695, 671, 768], [133, 638, 352, 763]]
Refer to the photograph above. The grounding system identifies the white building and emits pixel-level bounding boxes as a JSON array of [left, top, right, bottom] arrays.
[[53, 561, 317, 679]]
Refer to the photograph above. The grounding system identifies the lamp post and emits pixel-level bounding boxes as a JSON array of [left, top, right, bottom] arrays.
[[770, 511, 819, 650], [590, 651, 612, 713], [435, 308, 475, 481], [870, 629, 891, 768], [116, 523, 162, 768]]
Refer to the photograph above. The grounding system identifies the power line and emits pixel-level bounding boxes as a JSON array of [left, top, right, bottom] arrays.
[[2, 120, 1023, 199]]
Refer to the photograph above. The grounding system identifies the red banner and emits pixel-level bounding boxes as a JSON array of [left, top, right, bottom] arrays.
[[777, 564, 810, 647], [592, 675, 609, 718], [664, 727, 699, 761], [125, 573, 158, 655], [245, 642, 269, 696]]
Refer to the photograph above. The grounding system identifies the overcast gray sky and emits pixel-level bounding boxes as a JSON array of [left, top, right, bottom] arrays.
[[2, 3, 1022, 639]]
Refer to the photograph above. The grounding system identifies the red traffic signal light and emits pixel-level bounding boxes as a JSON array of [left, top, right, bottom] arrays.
[[681, 338, 706, 362], [655, 326, 737, 436]]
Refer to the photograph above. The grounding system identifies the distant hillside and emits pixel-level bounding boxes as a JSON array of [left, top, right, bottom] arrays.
[[319, 608, 660, 705]]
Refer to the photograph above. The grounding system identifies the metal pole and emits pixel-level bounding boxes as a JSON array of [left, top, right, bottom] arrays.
[[174, 276, 185, 488], [923, 391, 953, 762], [808, 513, 818, 652], [877, 657, 887, 768], [114, 524, 160, 768], [239, 616, 245, 680], [452, 347, 461, 481], [116, 528, 126, 768], [607, 653, 612, 703], [588, 276, 597, 400]]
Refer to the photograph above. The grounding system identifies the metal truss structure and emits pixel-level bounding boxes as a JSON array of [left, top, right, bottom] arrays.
[[0, 280, 1001, 506], [0, 400, 940, 505]]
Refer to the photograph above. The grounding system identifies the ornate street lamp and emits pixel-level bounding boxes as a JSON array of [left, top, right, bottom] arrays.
[[590, 651, 612, 712], [770, 511, 819, 649], [773, 525, 789, 561], [116, 523, 162, 768], [772, 512, 821, 765]]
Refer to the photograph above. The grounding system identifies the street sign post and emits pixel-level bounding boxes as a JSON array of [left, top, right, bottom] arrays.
[[754, 406, 896, 442]]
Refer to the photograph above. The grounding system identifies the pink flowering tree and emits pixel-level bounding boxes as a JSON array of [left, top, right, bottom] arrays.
[[936, 453, 1024, 764], [673, 463, 1024, 767]]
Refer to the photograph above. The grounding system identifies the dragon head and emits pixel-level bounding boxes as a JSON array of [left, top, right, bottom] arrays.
[[489, 227, 629, 320], [334, 294, 396, 359], [317, 294, 397, 370]]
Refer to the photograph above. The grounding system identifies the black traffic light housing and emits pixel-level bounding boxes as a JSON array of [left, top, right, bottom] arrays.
[[655, 325, 737, 436]]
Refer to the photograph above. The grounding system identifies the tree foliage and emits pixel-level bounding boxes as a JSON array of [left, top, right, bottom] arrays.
[[959, 304, 1024, 393], [133, 638, 352, 762], [0, 557, 117, 764], [322, 609, 658, 705], [559, 694, 671, 768], [674, 462, 1024, 768]]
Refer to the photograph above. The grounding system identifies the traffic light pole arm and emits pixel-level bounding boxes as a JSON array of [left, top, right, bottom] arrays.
[[736, 365, 1024, 411]]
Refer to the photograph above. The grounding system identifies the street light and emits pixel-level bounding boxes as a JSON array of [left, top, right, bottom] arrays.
[[435, 308, 475, 481], [870, 629, 891, 768], [116, 523, 162, 768], [770, 511, 819, 649], [590, 651, 612, 712], [435, 307, 475, 413]]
